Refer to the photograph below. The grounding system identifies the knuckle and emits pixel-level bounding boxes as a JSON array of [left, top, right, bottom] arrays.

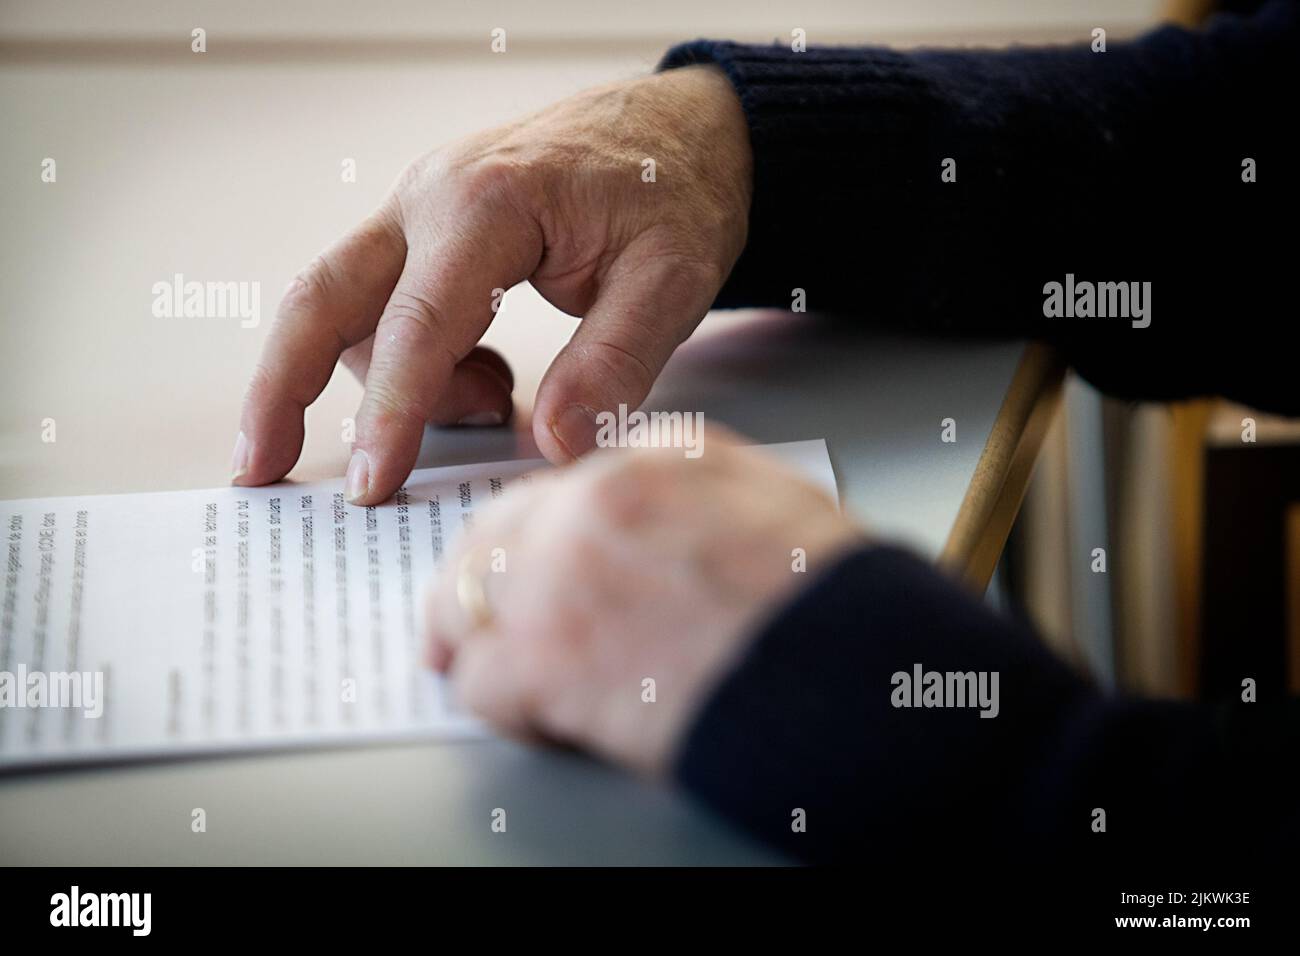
[[356, 208, 406, 260], [636, 220, 735, 292], [279, 256, 334, 316], [384, 288, 442, 335], [244, 358, 317, 416], [446, 148, 542, 222], [379, 291, 461, 370], [585, 339, 656, 395], [459, 157, 520, 200], [652, 243, 732, 302], [587, 453, 677, 528], [394, 153, 437, 195], [361, 377, 429, 428], [679, 252, 730, 293]]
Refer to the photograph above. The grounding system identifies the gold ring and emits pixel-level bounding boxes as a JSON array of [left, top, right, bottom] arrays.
[[455, 550, 494, 631]]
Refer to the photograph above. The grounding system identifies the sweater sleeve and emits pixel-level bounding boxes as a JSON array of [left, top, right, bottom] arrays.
[[659, 2, 1300, 416], [673, 546, 1299, 864]]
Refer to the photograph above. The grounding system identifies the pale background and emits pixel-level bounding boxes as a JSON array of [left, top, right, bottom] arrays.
[[1, 0, 1160, 501], [1, 1, 1163, 43]]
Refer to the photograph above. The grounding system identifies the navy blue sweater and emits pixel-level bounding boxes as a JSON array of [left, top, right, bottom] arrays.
[[661, 2, 1299, 866]]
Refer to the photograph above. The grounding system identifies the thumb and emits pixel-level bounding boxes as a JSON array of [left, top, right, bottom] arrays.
[[533, 251, 722, 462]]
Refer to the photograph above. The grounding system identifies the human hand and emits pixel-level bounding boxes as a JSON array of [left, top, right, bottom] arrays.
[[232, 65, 753, 504], [424, 432, 864, 775]]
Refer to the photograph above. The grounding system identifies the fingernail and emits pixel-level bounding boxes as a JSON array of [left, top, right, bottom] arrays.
[[457, 411, 505, 427], [550, 404, 598, 460], [345, 449, 370, 503], [230, 431, 250, 483]]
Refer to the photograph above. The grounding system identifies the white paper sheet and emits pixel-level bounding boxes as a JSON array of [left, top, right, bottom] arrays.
[[0, 439, 836, 770]]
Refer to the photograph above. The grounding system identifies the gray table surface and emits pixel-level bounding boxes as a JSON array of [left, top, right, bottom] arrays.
[[0, 317, 1023, 864]]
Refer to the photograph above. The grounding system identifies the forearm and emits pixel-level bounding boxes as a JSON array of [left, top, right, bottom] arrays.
[[661, 2, 1300, 414], [673, 546, 1296, 863]]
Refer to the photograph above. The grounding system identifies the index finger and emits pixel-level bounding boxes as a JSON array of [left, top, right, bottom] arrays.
[[232, 209, 406, 486]]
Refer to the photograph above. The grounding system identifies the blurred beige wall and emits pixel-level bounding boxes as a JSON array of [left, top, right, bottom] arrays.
[[0, 0, 1170, 509], [1, 0, 1165, 48]]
